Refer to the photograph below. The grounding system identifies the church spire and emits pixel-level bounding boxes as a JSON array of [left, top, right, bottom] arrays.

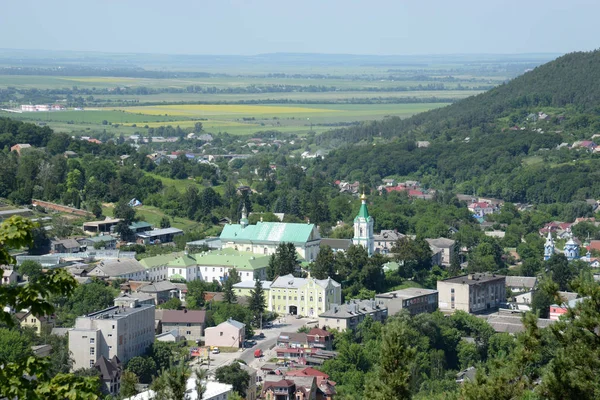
[[353, 189, 374, 256], [240, 204, 248, 229]]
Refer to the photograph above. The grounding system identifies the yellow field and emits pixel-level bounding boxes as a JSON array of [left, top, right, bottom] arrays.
[[117, 104, 332, 117], [140, 119, 256, 128]]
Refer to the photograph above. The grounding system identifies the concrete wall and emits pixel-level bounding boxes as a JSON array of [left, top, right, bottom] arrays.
[[32, 199, 91, 217]]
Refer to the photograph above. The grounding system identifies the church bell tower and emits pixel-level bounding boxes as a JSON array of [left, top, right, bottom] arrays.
[[353, 193, 374, 256]]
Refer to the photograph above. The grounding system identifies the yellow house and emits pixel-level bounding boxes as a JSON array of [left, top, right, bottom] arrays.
[[17, 310, 55, 335]]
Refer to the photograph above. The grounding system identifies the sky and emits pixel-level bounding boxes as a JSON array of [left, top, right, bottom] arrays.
[[0, 0, 598, 56]]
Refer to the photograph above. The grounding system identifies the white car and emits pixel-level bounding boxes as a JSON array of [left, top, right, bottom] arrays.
[[212, 347, 220, 354]]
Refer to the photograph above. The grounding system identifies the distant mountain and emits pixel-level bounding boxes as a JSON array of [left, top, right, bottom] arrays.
[[319, 50, 600, 144]]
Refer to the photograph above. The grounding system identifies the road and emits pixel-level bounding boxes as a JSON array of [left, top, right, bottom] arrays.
[[192, 315, 313, 375]]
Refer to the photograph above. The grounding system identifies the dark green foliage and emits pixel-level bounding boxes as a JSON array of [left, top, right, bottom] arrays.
[[158, 297, 182, 310], [248, 279, 266, 326], [266, 242, 299, 279], [17, 260, 43, 283], [310, 245, 335, 279], [214, 363, 250, 396], [54, 279, 117, 326], [126, 356, 156, 384]]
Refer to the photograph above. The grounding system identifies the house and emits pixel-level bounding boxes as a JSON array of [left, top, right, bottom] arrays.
[[262, 373, 336, 400], [51, 238, 82, 253], [136, 227, 184, 245], [319, 238, 352, 253], [425, 238, 456, 266], [373, 230, 405, 255], [2, 269, 19, 285], [63, 150, 78, 158], [10, 143, 32, 156], [94, 355, 122, 396], [467, 202, 496, 217], [220, 206, 322, 261], [505, 276, 537, 294], [204, 318, 245, 349], [155, 329, 185, 343], [69, 299, 155, 370], [269, 274, 342, 317], [31, 344, 53, 358], [124, 378, 232, 400], [81, 235, 117, 250], [128, 221, 153, 234], [83, 218, 122, 234], [88, 259, 148, 281], [17, 310, 55, 334], [157, 309, 206, 341], [318, 299, 387, 332], [137, 280, 179, 305], [437, 273, 506, 314], [550, 297, 585, 321], [375, 288, 438, 316], [306, 328, 333, 351], [456, 367, 477, 384], [114, 293, 155, 307], [277, 332, 309, 348]]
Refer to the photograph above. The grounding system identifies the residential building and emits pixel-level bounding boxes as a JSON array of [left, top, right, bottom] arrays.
[[124, 379, 232, 400], [18, 310, 55, 334], [284, 368, 337, 400], [375, 288, 438, 316], [318, 299, 388, 332], [239, 362, 257, 400], [114, 293, 155, 307], [425, 238, 456, 266], [373, 230, 404, 255], [437, 273, 506, 314], [128, 221, 153, 234], [220, 205, 322, 261], [262, 372, 336, 400], [83, 218, 122, 234], [2, 269, 19, 285], [10, 143, 32, 155], [68, 299, 155, 371], [155, 329, 184, 343], [136, 227, 184, 245], [157, 309, 206, 341], [88, 259, 148, 281], [505, 276, 537, 294], [137, 280, 179, 304], [233, 280, 272, 299], [307, 328, 333, 351], [31, 344, 53, 357], [81, 235, 117, 250], [550, 297, 585, 321], [269, 274, 342, 317], [51, 238, 81, 253], [94, 355, 122, 396], [352, 193, 374, 256], [204, 318, 245, 349], [277, 332, 310, 348]]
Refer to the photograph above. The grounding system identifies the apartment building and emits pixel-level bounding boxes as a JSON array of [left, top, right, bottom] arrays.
[[375, 288, 438, 316], [437, 273, 506, 314], [69, 299, 155, 371]]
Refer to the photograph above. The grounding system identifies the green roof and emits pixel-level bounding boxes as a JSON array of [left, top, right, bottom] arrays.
[[220, 221, 316, 244], [355, 202, 371, 221], [383, 261, 399, 271], [129, 221, 153, 230], [138, 248, 270, 271]]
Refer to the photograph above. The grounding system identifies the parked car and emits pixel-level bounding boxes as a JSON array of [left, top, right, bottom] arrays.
[[212, 347, 220, 354], [264, 322, 273, 328], [257, 332, 265, 339], [254, 349, 263, 358]]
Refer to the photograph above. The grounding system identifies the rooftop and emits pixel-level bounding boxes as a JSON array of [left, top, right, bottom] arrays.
[[272, 274, 341, 290], [83, 218, 122, 228], [85, 235, 116, 243], [426, 238, 456, 248], [159, 309, 206, 324], [505, 276, 537, 289], [139, 248, 271, 271], [376, 287, 438, 300], [81, 304, 154, 322], [91, 259, 146, 277], [320, 238, 352, 250], [440, 273, 505, 286], [319, 298, 386, 319], [136, 227, 184, 238], [220, 221, 318, 244], [233, 280, 272, 290]]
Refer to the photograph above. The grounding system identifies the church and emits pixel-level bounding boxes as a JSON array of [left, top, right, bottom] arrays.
[[219, 194, 376, 261]]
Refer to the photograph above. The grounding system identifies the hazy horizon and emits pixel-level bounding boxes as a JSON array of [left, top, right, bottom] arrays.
[[0, 0, 598, 56]]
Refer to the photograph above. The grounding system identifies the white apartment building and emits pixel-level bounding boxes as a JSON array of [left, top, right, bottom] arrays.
[[69, 299, 155, 371], [437, 273, 506, 314]]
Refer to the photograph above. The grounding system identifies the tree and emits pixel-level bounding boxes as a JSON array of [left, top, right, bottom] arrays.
[[392, 237, 432, 279], [193, 122, 203, 133], [151, 363, 191, 400], [195, 369, 207, 400], [311, 245, 335, 279], [89, 202, 103, 218], [113, 200, 136, 224], [120, 370, 138, 398], [215, 363, 250, 397], [223, 277, 237, 304], [0, 328, 34, 364], [56, 279, 117, 326], [159, 216, 171, 229], [158, 297, 181, 310], [114, 221, 134, 242], [248, 279, 266, 326], [149, 341, 174, 373], [0, 216, 98, 399], [546, 254, 574, 291], [17, 260, 43, 283], [366, 319, 415, 400], [126, 356, 156, 384]]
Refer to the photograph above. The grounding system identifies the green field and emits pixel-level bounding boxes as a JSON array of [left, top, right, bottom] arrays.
[[1, 102, 450, 136]]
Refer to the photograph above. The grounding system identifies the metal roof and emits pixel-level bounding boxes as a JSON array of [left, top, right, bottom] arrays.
[[220, 221, 317, 244]]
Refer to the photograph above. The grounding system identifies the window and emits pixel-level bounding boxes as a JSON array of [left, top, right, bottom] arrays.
[[90, 360, 95, 368], [90, 338, 95, 344], [301, 296, 304, 301], [186, 331, 191, 335], [272, 295, 275, 300], [294, 296, 297, 300], [82, 335, 88, 339], [278, 296, 281, 299], [220, 332, 223, 337], [318, 297, 322, 302], [187, 323, 191, 327], [90, 347, 95, 355], [112, 325, 115, 329], [310, 297, 313, 302], [108, 334, 112, 337], [283, 296, 286, 300]]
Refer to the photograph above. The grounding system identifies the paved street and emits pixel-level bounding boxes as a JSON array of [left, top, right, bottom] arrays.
[[192, 315, 316, 376]]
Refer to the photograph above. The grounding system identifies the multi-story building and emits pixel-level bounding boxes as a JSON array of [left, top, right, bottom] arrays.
[[220, 205, 322, 261], [437, 273, 506, 314], [69, 299, 155, 371], [17, 310, 55, 335], [138, 248, 270, 283], [425, 238, 456, 266], [157, 309, 206, 341], [269, 274, 342, 317], [375, 288, 438, 316], [318, 299, 387, 331], [373, 229, 404, 255], [204, 318, 246, 349]]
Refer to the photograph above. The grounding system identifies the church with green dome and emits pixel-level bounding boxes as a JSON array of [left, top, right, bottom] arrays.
[[352, 193, 375, 256]]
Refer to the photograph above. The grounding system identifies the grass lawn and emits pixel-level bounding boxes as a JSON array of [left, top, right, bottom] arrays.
[[102, 204, 200, 231]]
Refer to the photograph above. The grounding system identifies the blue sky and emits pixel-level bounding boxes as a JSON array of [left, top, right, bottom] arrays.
[[0, 0, 597, 55]]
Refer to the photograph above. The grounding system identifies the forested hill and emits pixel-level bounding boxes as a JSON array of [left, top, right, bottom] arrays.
[[318, 50, 600, 144]]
